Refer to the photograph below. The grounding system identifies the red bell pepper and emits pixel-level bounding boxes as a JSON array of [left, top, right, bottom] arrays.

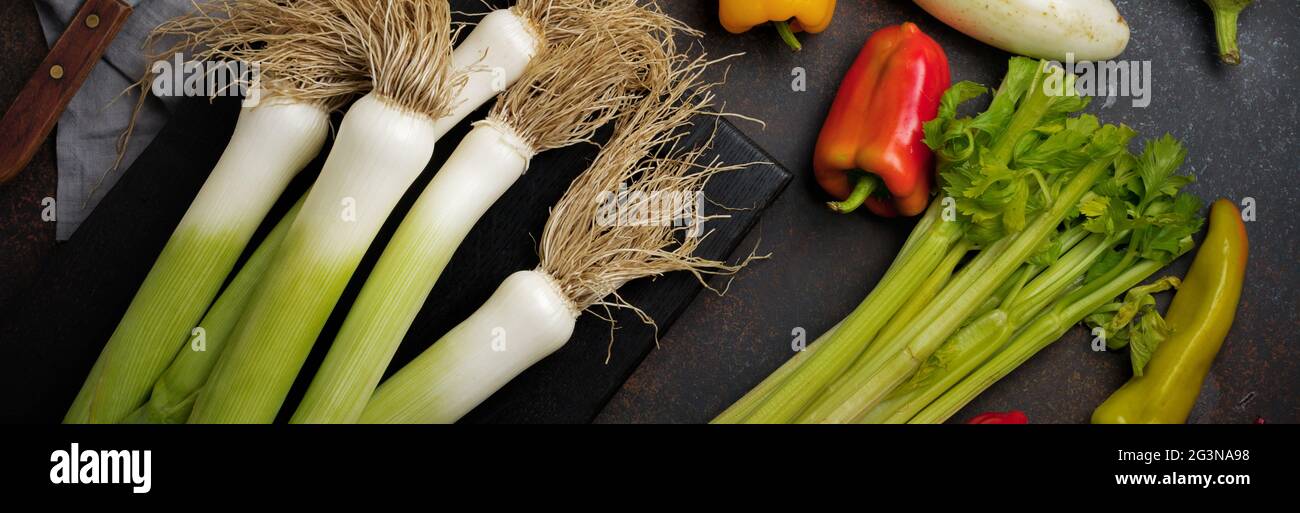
[[966, 411, 1029, 424], [813, 23, 949, 217]]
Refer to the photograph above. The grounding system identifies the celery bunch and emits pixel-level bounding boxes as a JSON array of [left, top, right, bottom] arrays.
[[716, 57, 1205, 424]]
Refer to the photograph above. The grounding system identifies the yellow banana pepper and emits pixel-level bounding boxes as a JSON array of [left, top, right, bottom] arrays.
[[1092, 199, 1248, 424], [719, 0, 836, 51]]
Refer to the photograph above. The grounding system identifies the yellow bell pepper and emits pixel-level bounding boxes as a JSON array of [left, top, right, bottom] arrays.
[[1092, 199, 1248, 424], [719, 0, 836, 51]]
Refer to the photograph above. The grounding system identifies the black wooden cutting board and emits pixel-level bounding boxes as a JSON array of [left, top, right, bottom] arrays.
[[0, 92, 790, 424]]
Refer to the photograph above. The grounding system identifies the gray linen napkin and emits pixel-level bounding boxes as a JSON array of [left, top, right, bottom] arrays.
[[34, 0, 194, 240]]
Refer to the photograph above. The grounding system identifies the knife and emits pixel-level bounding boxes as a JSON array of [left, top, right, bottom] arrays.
[[0, 0, 139, 184]]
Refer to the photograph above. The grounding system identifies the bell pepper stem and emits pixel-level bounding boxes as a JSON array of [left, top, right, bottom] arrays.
[[1211, 4, 1244, 65], [774, 20, 802, 52], [827, 175, 880, 214]]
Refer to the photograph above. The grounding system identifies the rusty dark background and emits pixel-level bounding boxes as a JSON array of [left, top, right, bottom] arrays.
[[1, 0, 1297, 423]]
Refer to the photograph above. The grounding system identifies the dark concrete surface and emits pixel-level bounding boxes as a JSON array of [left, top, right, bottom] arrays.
[[0, 1, 1296, 424], [0, 0, 58, 312]]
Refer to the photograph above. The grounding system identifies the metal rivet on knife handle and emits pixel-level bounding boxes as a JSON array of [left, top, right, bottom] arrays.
[[0, 0, 138, 184]]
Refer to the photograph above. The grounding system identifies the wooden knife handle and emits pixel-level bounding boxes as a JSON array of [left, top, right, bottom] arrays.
[[0, 0, 133, 184]]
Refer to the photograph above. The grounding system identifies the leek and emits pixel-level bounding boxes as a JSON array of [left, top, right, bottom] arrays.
[[65, 0, 367, 423], [189, 0, 464, 423], [293, 0, 684, 424], [360, 51, 753, 423], [123, 197, 304, 424], [131, 0, 574, 424]]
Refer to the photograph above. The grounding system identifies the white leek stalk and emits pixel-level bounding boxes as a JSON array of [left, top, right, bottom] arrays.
[[64, 0, 367, 424], [126, 2, 556, 424], [358, 270, 577, 423], [431, 0, 688, 138], [189, 0, 462, 423], [137, 1, 572, 424], [433, 8, 539, 139], [124, 196, 305, 424], [292, 1, 678, 424], [65, 100, 329, 424], [291, 123, 531, 423], [360, 51, 753, 424], [189, 93, 439, 423]]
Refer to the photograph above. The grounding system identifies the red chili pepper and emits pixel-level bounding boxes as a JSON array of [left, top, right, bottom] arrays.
[[966, 411, 1029, 424], [813, 22, 949, 217]]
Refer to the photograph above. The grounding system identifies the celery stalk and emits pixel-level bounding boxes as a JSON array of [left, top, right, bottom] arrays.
[[862, 309, 1009, 423], [720, 57, 1204, 425], [800, 153, 1120, 423], [738, 214, 965, 423], [714, 201, 945, 423], [712, 328, 832, 424], [911, 260, 1167, 423], [869, 241, 970, 356], [862, 232, 1111, 423]]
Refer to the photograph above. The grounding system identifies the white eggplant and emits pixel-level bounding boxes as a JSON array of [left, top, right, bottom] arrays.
[[914, 0, 1130, 61]]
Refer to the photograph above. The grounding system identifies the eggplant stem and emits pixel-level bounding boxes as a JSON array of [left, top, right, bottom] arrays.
[[1212, 6, 1243, 65]]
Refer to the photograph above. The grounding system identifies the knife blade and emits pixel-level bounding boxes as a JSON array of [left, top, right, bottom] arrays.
[[0, 0, 141, 184]]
